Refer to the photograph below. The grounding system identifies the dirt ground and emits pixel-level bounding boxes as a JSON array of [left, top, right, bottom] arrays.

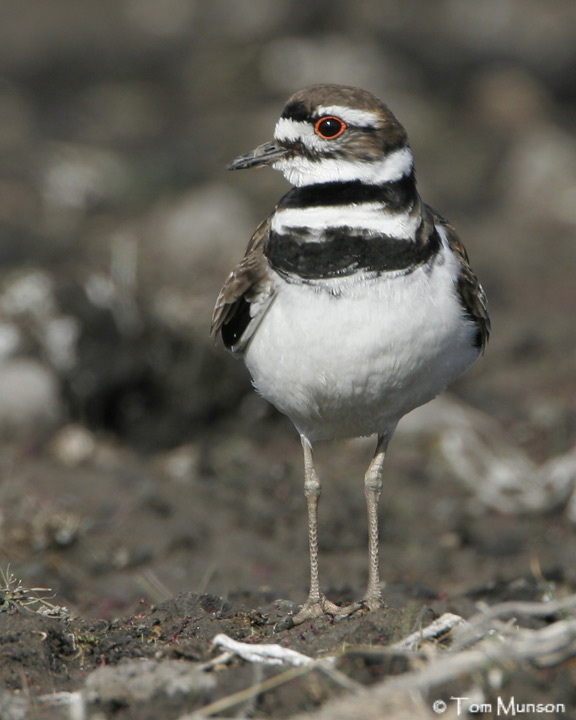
[[1, 411, 575, 718], [1, 2, 576, 718]]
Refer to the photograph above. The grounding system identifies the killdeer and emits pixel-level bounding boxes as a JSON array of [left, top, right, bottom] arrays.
[[212, 84, 489, 626]]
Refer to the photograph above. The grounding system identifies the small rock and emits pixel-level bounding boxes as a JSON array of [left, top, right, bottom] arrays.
[[155, 443, 200, 483], [50, 424, 96, 466], [0, 323, 22, 361], [0, 358, 61, 437], [0, 270, 55, 319]]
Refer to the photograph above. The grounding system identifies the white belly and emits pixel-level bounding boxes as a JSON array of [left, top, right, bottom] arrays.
[[244, 250, 479, 442]]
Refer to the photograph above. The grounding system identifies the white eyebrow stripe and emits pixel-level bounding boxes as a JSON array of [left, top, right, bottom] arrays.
[[273, 108, 380, 148], [315, 105, 381, 127]]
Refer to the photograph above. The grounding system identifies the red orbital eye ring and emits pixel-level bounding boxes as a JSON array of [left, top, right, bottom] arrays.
[[314, 116, 347, 139]]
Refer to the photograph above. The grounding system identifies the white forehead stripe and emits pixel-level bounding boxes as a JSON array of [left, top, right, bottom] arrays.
[[315, 105, 380, 127], [273, 146, 414, 187], [274, 117, 311, 143]]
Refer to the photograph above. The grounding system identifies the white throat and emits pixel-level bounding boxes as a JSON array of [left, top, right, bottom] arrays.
[[273, 145, 414, 187]]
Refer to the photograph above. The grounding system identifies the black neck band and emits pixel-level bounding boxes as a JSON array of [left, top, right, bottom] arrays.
[[278, 175, 417, 214], [267, 225, 441, 280]]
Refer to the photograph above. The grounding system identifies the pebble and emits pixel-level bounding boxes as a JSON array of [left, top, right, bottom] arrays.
[[50, 424, 97, 467], [0, 358, 61, 437]]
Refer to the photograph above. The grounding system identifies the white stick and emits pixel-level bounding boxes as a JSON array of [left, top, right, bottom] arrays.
[[212, 633, 315, 667]]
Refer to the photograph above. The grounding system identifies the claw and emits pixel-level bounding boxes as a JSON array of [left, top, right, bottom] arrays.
[[290, 595, 364, 627]]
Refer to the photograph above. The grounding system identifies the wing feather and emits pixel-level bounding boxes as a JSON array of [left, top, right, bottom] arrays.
[[431, 208, 490, 352], [211, 214, 275, 352]]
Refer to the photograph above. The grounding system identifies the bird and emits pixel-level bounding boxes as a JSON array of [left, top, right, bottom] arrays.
[[211, 84, 489, 626]]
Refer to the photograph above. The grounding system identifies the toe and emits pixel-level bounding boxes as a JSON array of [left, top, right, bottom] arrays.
[[289, 595, 364, 626]]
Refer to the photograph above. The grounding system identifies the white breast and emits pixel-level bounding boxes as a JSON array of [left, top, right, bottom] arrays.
[[243, 242, 479, 442]]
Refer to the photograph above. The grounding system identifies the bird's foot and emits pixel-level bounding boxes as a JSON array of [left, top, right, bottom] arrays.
[[362, 588, 383, 612], [279, 595, 363, 629], [275, 588, 385, 631]]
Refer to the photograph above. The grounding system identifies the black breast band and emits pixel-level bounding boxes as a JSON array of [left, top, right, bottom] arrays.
[[267, 226, 441, 280]]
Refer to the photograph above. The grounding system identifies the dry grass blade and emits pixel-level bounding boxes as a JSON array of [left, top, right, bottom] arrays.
[[0, 565, 69, 618], [392, 612, 469, 650], [453, 593, 576, 649]]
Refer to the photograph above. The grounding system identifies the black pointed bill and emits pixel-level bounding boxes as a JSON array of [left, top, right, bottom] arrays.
[[228, 140, 289, 170]]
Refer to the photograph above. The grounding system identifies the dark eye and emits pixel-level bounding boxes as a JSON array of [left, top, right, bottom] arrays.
[[314, 116, 347, 140]]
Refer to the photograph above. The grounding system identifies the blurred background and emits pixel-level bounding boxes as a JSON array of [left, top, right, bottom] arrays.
[[0, 0, 575, 615]]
